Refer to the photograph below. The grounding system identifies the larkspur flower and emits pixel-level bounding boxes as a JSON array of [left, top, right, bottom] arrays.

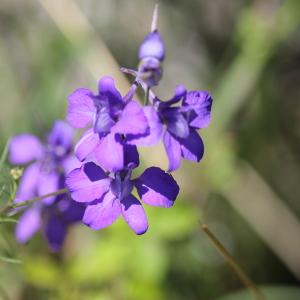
[[67, 76, 148, 172], [9, 120, 85, 251], [66, 145, 179, 235], [128, 86, 213, 171]]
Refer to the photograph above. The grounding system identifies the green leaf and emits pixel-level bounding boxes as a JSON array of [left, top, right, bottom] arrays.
[[0, 217, 18, 224], [0, 255, 22, 264], [217, 285, 300, 300]]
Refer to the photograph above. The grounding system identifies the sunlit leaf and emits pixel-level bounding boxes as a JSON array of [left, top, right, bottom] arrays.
[[0, 218, 18, 224]]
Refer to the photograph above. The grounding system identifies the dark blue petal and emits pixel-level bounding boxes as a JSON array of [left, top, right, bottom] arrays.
[[135, 167, 179, 208], [179, 129, 204, 162], [45, 215, 66, 252]]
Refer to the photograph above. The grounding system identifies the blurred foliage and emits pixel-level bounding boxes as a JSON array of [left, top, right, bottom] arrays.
[[0, 0, 300, 299]]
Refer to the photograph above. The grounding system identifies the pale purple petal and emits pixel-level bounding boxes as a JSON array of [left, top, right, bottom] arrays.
[[75, 130, 99, 161], [15, 162, 40, 201], [135, 167, 179, 208], [94, 133, 124, 172], [183, 91, 212, 128], [9, 134, 43, 165], [121, 194, 148, 235], [45, 215, 66, 252], [37, 171, 59, 205], [163, 131, 181, 172], [112, 101, 148, 135], [66, 162, 110, 202], [62, 155, 82, 175], [180, 129, 204, 162], [138, 31, 165, 61], [127, 106, 163, 146], [83, 191, 121, 230], [67, 88, 95, 128], [15, 207, 41, 243], [47, 120, 74, 150]]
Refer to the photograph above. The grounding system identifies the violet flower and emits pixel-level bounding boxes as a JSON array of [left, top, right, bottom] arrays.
[[66, 145, 179, 235], [67, 76, 148, 172], [129, 86, 213, 171], [9, 120, 85, 251]]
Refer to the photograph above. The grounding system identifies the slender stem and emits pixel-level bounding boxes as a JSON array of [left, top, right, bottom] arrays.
[[201, 224, 265, 300], [0, 188, 68, 216], [151, 4, 159, 32], [144, 87, 150, 105]]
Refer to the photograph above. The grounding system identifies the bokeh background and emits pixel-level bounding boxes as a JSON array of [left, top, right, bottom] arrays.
[[0, 0, 300, 299]]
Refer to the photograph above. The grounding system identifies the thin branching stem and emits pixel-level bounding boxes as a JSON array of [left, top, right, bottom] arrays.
[[201, 224, 265, 300], [0, 188, 68, 216]]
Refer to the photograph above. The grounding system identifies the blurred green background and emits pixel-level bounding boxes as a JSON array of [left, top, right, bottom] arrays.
[[0, 0, 300, 299]]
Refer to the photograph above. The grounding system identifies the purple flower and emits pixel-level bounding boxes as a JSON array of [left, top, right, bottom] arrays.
[[130, 86, 213, 171], [9, 120, 85, 251], [67, 76, 148, 172], [66, 145, 179, 235], [15, 194, 85, 251]]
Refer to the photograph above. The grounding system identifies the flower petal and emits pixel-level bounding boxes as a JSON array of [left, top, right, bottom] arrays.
[[98, 76, 122, 106], [113, 101, 148, 135], [9, 134, 43, 165], [180, 129, 204, 162], [94, 133, 124, 172], [135, 167, 179, 208], [127, 106, 163, 146], [124, 144, 139, 168], [47, 120, 74, 150], [164, 108, 189, 139], [66, 162, 110, 203], [45, 215, 66, 252], [138, 31, 165, 61], [15, 162, 40, 202], [83, 191, 121, 230], [58, 196, 86, 223], [121, 194, 148, 235], [37, 171, 59, 205], [75, 130, 99, 161], [15, 207, 41, 244], [163, 131, 181, 172], [183, 91, 212, 128], [62, 155, 82, 175], [67, 88, 96, 128]]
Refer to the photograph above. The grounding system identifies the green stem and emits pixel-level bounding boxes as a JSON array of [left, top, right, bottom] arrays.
[[201, 224, 265, 300], [0, 188, 68, 216]]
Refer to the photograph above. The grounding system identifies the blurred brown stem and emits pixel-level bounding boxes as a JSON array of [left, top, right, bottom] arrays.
[[0, 188, 68, 216], [201, 224, 265, 300]]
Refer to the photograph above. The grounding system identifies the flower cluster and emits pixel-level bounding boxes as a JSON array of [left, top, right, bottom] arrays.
[[65, 7, 212, 234], [8, 6, 212, 250], [9, 121, 85, 251]]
